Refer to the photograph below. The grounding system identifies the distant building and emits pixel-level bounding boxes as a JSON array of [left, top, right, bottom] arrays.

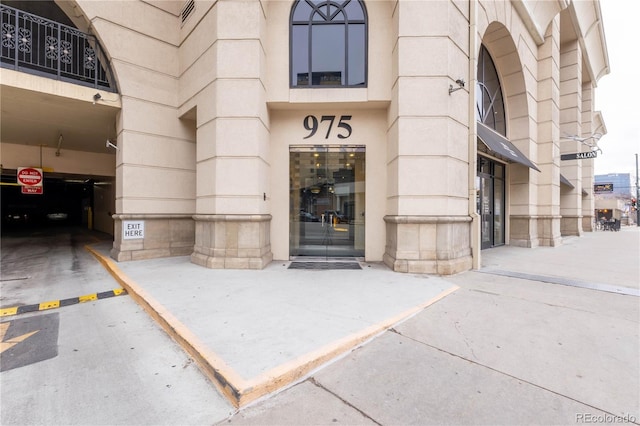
[[594, 173, 635, 225], [594, 174, 634, 198]]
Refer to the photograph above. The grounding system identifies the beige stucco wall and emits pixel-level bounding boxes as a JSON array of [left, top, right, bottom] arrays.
[[75, 0, 195, 216], [15, 0, 603, 269], [475, 0, 607, 247], [269, 109, 387, 261]]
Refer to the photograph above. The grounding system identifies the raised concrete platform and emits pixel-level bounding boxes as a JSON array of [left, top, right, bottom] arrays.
[[87, 246, 458, 407]]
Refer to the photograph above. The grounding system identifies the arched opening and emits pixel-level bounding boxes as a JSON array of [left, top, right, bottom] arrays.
[[290, 0, 368, 87], [1, 1, 116, 91], [477, 24, 538, 248], [0, 1, 119, 236]]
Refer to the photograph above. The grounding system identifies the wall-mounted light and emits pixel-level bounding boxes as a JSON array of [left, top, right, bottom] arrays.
[[106, 139, 119, 150], [55, 134, 63, 157], [449, 79, 465, 95], [93, 93, 102, 105]]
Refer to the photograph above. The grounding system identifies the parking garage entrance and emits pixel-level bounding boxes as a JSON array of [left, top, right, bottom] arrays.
[[289, 146, 365, 258], [1, 171, 114, 235]]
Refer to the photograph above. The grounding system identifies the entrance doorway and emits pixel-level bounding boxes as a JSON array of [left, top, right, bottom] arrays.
[[289, 146, 365, 258], [477, 156, 505, 249]]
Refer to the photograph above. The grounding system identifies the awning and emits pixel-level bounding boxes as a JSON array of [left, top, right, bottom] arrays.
[[560, 174, 575, 189], [477, 122, 540, 172]]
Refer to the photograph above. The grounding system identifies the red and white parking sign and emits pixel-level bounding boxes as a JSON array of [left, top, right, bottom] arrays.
[[17, 167, 44, 195]]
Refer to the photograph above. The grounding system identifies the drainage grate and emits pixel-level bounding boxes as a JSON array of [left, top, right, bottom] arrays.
[[288, 262, 362, 270]]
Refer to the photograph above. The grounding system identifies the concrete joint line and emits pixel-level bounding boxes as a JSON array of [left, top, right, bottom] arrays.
[[468, 288, 636, 324], [310, 377, 384, 426], [478, 269, 640, 297], [391, 330, 627, 419], [86, 244, 459, 408]]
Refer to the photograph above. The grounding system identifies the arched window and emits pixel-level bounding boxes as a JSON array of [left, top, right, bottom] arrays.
[[476, 45, 506, 135], [290, 0, 367, 88]]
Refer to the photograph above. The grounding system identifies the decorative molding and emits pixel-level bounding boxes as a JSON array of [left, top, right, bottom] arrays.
[[383, 215, 472, 224]]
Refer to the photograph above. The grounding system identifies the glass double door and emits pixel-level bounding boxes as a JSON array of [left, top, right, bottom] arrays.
[[289, 146, 365, 258]]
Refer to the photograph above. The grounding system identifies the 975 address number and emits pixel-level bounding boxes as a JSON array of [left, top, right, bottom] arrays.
[[303, 115, 352, 139]]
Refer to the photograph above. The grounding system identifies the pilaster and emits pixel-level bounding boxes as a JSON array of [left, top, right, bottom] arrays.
[[108, 4, 196, 262], [191, 215, 273, 269], [559, 40, 583, 236], [383, 216, 472, 275], [111, 215, 195, 261], [581, 83, 596, 231], [384, 1, 472, 274], [191, 1, 272, 269], [535, 16, 562, 246]]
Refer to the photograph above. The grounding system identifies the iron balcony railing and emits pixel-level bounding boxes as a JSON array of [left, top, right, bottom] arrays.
[[0, 4, 116, 92]]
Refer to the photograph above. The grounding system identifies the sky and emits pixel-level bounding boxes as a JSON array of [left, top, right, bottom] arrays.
[[593, 1, 640, 180]]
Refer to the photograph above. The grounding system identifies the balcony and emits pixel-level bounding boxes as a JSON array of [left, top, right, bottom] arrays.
[[1, 4, 116, 92]]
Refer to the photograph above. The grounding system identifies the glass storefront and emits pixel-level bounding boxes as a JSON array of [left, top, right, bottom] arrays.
[[289, 146, 365, 257]]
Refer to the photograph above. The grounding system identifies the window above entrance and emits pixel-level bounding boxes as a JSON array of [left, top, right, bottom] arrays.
[[290, 0, 367, 88], [476, 45, 505, 135]]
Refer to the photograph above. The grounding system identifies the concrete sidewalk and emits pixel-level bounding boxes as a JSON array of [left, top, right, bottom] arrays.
[[228, 227, 639, 425], [88, 245, 459, 407], [91, 226, 639, 425]]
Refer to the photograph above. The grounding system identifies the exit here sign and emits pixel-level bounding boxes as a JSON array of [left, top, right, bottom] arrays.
[[123, 221, 145, 239]]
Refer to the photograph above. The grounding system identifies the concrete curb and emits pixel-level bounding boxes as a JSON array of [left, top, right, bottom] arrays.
[[86, 245, 459, 407]]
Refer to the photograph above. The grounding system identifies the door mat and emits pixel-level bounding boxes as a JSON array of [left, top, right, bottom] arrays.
[[288, 262, 362, 270]]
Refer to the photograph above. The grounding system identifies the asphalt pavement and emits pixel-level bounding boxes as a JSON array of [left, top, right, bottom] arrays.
[[87, 225, 639, 425], [0, 227, 234, 426]]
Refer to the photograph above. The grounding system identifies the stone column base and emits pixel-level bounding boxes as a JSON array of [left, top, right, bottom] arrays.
[[191, 214, 273, 270], [383, 215, 472, 275], [510, 215, 562, 247], [582, 215, 595, 232], [111, 215, 195, 261], [561, 215, 583, 236]]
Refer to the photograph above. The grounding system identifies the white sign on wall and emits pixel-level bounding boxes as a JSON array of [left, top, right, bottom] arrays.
[[123, 220, 145, 240]]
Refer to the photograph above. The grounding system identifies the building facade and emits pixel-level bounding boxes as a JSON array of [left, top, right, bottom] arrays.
[[594, 173, 634, 198], [0, 0, 609, 274], [594, 173, 636, 224]]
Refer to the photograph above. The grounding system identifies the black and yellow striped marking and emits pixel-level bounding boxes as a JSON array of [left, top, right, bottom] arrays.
[[0, 289, 127, 317]]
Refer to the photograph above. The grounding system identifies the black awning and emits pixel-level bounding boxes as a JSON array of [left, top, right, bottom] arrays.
[[477, 122, 540, 172], [560, 174, 575, 189]]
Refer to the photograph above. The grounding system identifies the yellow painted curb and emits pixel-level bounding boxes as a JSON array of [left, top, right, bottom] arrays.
[[85, 244, 459, 408]]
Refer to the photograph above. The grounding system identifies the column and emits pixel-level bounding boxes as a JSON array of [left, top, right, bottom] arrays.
[[383, 1, 472, 274], [109, 3, 196, 262], [190, 0, 273, 269], [535, 16, 562, 246], [559, 40, 583, 236], [581, 83, 596, 231]]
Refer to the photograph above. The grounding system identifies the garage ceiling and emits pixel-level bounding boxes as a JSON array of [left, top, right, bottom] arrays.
[[1, 83, 119, 155]]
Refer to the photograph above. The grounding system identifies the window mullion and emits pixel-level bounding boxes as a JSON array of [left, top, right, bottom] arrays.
[[344, 22, 348, 85], [307, 21, 313, 86]]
